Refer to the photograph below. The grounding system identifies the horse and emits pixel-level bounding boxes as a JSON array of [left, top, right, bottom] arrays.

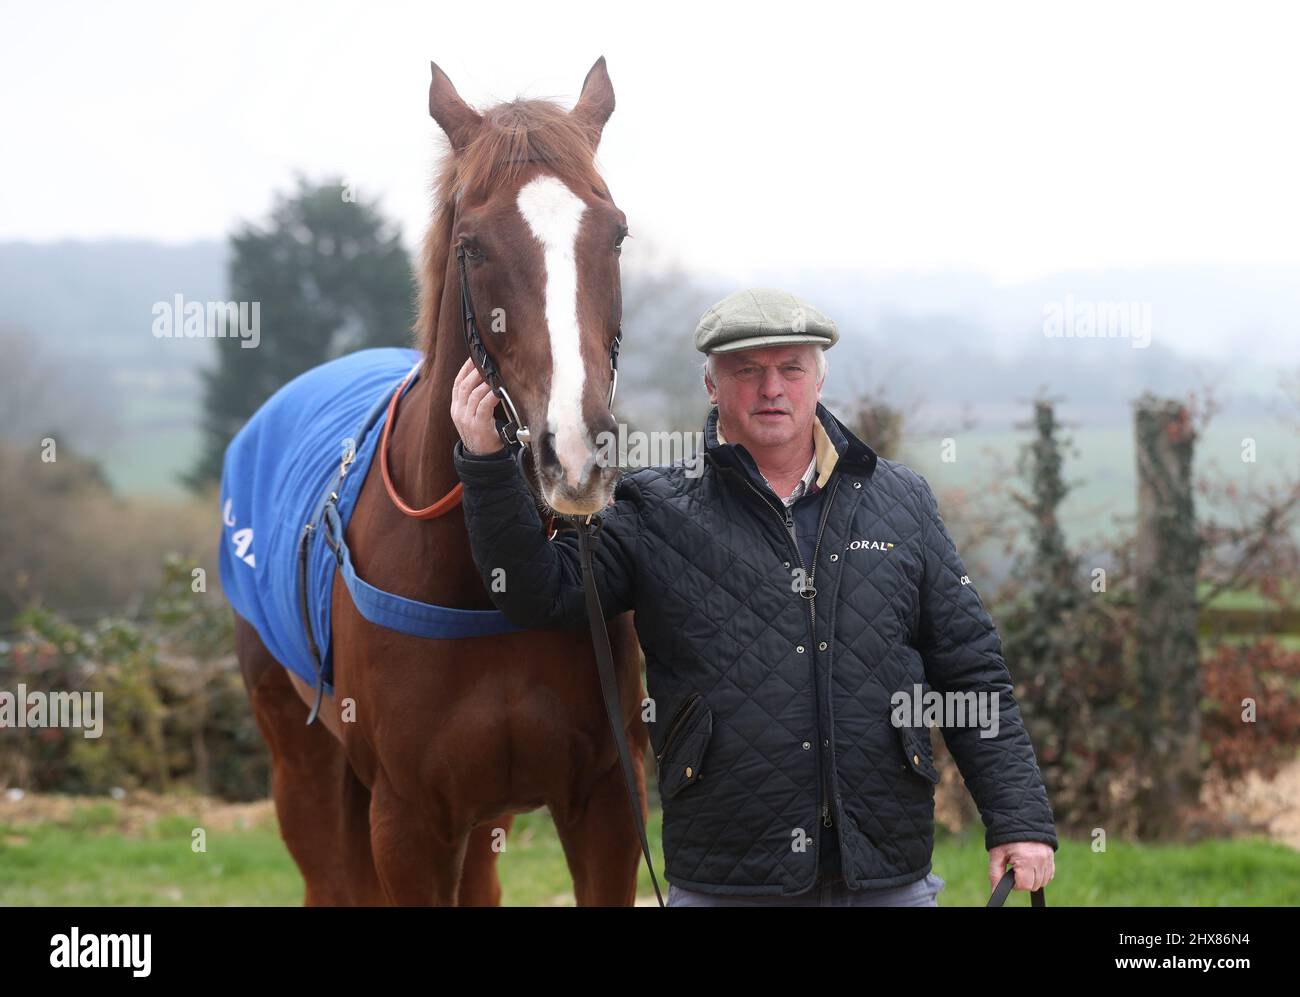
[[230, 57, 649, 905]]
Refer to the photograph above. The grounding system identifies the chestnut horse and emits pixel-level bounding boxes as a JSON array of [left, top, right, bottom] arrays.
[[235, 57, 649, 905]]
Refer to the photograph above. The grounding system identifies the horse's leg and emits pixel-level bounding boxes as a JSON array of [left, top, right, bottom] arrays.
[[235, 613, 383, 905], [335, 756, 388, 905], [552, 748, 648, 906], [455, 816, 515, 906], [368, 774, 469, 906], [552, 615, 652, 907]]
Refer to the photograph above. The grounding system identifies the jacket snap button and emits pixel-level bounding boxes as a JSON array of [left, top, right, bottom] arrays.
[[802, 741, 812, 750], [830, 553, 838, 561], [912, 754, 921, 766], [783, 561, 790, 568], [853, 482, 861, 489], [818, 641, 827, 651], [796, 645, 805, 653], [685, 766, 693, 778]]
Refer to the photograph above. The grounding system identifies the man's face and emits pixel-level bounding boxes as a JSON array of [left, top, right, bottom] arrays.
[[705, 344, 823, 451]]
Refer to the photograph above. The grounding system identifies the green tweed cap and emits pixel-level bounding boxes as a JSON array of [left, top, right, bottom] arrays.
[[694, 288, 839, 354]]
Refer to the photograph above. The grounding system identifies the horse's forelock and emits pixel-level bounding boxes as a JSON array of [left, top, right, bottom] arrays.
[[455, 100, 606, 200]]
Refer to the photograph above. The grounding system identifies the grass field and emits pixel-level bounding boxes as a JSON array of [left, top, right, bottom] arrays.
[[2, 797, 1297, 906]]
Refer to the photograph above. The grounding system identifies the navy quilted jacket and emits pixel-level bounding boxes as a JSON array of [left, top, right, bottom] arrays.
[[452, 402, 1058, 896]]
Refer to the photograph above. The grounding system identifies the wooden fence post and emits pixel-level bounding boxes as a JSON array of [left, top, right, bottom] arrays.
[[1133, 392, 1201, 837]]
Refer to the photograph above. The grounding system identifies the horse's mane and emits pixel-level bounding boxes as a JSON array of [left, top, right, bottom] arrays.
[[414, 98, 609, 363]]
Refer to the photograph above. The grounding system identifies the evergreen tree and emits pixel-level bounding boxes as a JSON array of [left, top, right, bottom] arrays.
[[185, 176, 414, 490]]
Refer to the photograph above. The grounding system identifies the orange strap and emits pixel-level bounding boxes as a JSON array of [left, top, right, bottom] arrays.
[[380, 366, 464, 520], [380, 365, 559, 539]]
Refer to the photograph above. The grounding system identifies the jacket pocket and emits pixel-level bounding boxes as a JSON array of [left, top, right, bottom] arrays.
[[656, 693, 713, 800], [895, 722, 941, 784]]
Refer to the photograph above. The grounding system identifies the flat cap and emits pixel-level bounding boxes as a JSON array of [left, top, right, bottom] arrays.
[[694, 288, 838, 354]]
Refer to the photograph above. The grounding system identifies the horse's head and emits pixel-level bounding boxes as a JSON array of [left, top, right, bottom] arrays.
[[421, 58, 627, 517]]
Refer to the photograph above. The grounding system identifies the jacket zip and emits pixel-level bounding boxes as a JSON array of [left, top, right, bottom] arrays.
[[733, 471, 843, 853]]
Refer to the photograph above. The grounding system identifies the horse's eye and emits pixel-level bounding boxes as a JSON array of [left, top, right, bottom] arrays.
[[461, 241, 485, 261], [614, 228, 630, 253]]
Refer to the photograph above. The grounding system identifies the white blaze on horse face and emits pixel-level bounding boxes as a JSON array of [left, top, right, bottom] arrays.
[[516, 175, 591, 490]]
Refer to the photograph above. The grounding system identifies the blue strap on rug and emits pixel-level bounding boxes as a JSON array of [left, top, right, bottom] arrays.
[[219, 348, 522, 718]]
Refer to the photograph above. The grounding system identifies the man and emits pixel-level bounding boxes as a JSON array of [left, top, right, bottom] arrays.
[[451, 288, 1058, 906]]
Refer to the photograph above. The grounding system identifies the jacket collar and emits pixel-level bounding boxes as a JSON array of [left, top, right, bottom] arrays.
[[702, 402, 878, 482]]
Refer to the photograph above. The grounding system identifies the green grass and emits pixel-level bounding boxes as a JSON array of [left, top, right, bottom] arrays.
[[1203, 633, 1300, 653], [0, 804, 301, 905], [931, 826, 1300, 906], [1198, 581, 1300, 612], [3, 800, 1298, 905], [100, 425, 201, 497]]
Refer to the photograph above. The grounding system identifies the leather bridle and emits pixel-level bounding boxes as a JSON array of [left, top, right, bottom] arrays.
[[379, 178, 661, 905], [454, 241, 622, 478], [379, 215, 623, 527]]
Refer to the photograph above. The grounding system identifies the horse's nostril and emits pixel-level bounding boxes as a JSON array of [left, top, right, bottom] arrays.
[[538, 431, 558, 464]]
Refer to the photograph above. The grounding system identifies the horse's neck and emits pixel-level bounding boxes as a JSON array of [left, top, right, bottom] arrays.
[[353, 312, 498, 612], [387, 328, 464, 512]]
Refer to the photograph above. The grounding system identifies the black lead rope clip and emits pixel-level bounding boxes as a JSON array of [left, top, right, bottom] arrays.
[[556, 511, 604, 541]]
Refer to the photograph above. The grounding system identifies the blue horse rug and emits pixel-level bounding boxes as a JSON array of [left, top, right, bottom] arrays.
[[218, 347, 521, 697]]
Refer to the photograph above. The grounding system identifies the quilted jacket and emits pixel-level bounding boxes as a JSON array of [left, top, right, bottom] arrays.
[[452, 402, 1058, 896]]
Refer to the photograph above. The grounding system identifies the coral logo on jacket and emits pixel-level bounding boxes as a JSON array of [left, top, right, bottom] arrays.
[[846, 538, 894, 551]]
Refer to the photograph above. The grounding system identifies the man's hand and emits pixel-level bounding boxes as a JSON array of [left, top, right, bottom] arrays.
[[451, 357, 506, 455], [988, 841, 1054, 896]]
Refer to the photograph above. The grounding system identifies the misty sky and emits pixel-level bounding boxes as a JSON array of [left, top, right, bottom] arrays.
[[3, 0, 1299, 286]]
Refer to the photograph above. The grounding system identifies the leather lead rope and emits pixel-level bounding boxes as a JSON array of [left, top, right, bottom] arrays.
[[576, 513, 666, 908], [986, 867, 1046, 907]]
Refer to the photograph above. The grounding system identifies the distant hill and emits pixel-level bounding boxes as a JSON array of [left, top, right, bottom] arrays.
[[750, 263, 1299, 431], [0, 240, 228, 493], [0, 239, 228, 377], [1, 241, 1294, 522]]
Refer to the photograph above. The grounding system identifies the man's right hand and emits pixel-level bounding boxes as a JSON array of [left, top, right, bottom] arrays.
[[451, 357, 507, 456]]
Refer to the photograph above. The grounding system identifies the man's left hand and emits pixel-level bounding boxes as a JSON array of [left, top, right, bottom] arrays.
[[988, 841, 1055, 896]]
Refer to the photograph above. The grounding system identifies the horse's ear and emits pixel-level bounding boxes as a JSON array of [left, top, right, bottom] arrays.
[[429, 61, 482, 152], [571, 56, 615, 151]]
